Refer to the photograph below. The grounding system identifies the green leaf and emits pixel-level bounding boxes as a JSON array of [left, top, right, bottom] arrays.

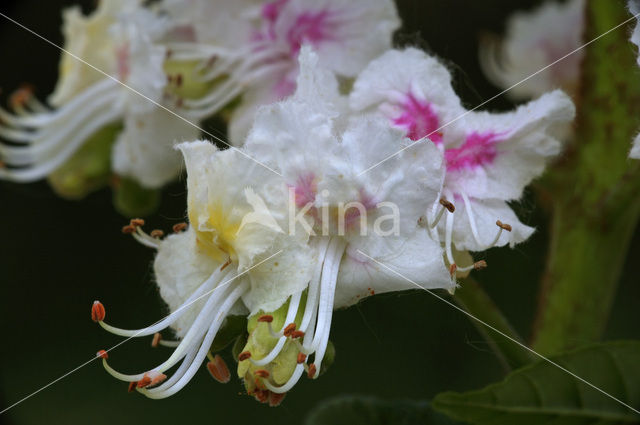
[[305, 395, 463, 425], [432, 341, 640, 425]]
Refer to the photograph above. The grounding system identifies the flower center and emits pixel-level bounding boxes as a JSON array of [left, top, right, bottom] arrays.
[[393, 92, 443, 143], [444, 132, 500, 172]]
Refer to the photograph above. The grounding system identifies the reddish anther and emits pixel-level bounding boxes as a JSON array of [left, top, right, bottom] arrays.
[[238, 351, 252, 361], [290, 330, 305, 339], [439, 198, 455, 213], [130, 218, 145, 227], [474, 260, 488, 270], [258, 315, 274, 323], [254, 369, 270, 378], [297, 353, 307, 364], [173, 222, 187, 233], [449, 263, 457, 276], [151, 333, 162, 348], [307, 363, 317, 379], [268, 391, 286, 407], [254, 389, 269, 403], [150, 229, 164, 238], [91, 301, 105, 322], [96, 350, 108, 359], [136, 371, 166, 388], [207, 355, 231, 384], [496, 220, 512, 232], [121, 225, 135, 234], [127, 382, 137, 392], [283, 323, 296, 337]]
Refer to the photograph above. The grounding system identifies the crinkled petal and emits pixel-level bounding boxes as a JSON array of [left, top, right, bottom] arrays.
[[336, 230, 453, 308]]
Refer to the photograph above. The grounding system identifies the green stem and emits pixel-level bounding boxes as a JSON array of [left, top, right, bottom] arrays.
[[532, 0, 640, 355], [455, 278, 535, 371]]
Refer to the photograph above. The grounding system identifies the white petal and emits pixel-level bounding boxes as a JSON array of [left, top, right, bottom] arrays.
[[154, 228, 220, 338], [336, 230, 453, 309], [112, 109, 200, 188], [445, 90, 575, 201], [630, 133, 640, 159]]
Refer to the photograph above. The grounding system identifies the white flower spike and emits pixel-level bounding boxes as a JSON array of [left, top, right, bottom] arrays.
[[479, 0, 585, 100]]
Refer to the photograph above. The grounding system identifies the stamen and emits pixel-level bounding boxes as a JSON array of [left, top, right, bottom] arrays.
[[254, 369, 270, 378], [220, 257, 232, 271], [96, 350, 108, 359], [440, 198, 455, 213], [130, 218, 145, 227], [137, 371, 167, 388], [456, 260, 488, 273], [429, 198, 456, 229], [206, 355, 231, 384], [238, 351, 252, 361], [258, 315, 273, 323], [151, 333, 162, 348], [283, 323, 296, 337], [290, 330, 305, 339], [127, 382, 137, 393], [449, 264, 457, 277], [307, 363, 317, 379], [297, 353, 307, 364], [268, 391, 286, 407], [91, 301, 105, 322], [172, 222, 187, 233], [254, 389, 269, 403], [121, 225, 135, 234], [150, 230, 164, 238], [496, 220, 512, 232]]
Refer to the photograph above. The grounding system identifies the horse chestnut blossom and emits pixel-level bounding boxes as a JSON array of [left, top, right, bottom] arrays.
[[91, 48, 454, 403], [479, 0, 585, 100], [349, 48, 575, 266], [0, 0, 199, 191], [159, 0, 400, 144]]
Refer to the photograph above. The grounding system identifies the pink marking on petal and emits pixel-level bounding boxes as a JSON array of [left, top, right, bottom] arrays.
[[445, 132, 501, 172], [286, 10, 335, 55], [262, 0, 290, 24], [290, 173, 317, 208], [393, 93, 443, 144], [116, 43, 131, 81]]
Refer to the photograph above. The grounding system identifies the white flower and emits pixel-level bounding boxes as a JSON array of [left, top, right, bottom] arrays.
[[479, 0, 585, 100], [93, 137, 313, 399], [236, 48, 453, 397], [350, 48, 575, 262], [161, 0, 400, 144], [0, 1, 192, 189]]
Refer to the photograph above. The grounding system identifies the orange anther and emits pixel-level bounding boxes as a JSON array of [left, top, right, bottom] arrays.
[[9, 85, 34, 108], [127, 381, 137, 392], [173, 222, 187, 233], [96, 350, 108, 359], [130, 218, 145, 227], [268, 391, 286, 407], [297, 353, 307, 364], [150, 229, 164, 238], [121, 225, 135, 234], [439, 198, 455, 213], [449, 263, 457, 277], [307, 363, 317, 379], [207, 355, 231, 384], [474, 260, 488, 270], [254, 389, 269, 403], [283, 323, 296, 337], [258, 315, 273, 323], [238, 351, 251, 361], [151, 333, 162, 348], [91, 301, 105, 322], [137, 371, 166, 388], [290, 330, 305, 339], [254, 369, 270, 378], [496, 220, 512, 232]]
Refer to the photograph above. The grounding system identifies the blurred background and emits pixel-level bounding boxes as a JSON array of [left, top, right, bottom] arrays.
[[1, 0, 639, 424]]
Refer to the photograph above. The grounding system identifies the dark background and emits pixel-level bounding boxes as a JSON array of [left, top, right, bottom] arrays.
[[1, 1, 639, 424]]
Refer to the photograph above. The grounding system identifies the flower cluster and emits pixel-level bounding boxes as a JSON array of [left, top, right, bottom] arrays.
[[0, 0, 398, 203], [92, 43, 575, 404]]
